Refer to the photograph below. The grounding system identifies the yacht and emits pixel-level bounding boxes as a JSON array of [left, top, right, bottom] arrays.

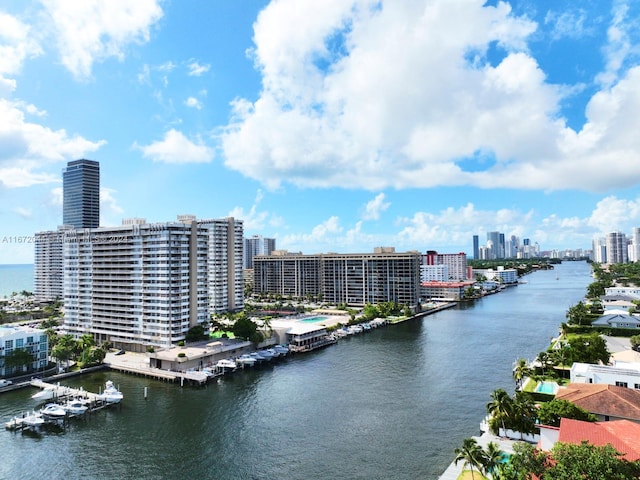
[[215, 358, 237, 374], [63, 399, 89, 416], [236, 354, 256, 367], [41, 403, 67, 421], [273, 344, 290, 356], [99, 380, 123, 404], [256, 349, 274, 361]]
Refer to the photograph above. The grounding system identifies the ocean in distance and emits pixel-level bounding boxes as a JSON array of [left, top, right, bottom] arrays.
[[0, 264, 34, 298], [0, 261, 593, 480]]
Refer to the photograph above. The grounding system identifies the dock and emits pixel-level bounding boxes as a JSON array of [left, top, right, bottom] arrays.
[[30, 379, 102, 402]]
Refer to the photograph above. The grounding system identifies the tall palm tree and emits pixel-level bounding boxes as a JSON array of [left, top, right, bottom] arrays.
[[487, 388, 513, 437], [454, 437, 486, 480], [512, 391, 537, 440], [482, 441, 503, 477], [512, 358, 530, 390]]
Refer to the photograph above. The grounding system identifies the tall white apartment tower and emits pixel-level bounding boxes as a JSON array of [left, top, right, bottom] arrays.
[[200, 217, 244, 313], [64, 217, 210, 349], [630, 227, 640, 262]]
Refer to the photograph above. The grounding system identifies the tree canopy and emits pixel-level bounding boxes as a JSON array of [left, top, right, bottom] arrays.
[[536, 399, 597, 427]]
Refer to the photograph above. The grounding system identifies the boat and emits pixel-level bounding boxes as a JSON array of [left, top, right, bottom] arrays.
[[265, 348, 280, 358], [40, 403, 67, 420], [31, 386, 59, 401], [63, 399, 89, 416], [236, 354, 256, 367], [99, 380, 123, 404], [215, 359, 237, 374], [273, 344, 290, 356], [21, 411, 46, 429], [256, 349, 274, 361]]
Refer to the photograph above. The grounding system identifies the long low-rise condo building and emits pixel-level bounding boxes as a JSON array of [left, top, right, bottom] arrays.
[[254, 247, 421, 307]]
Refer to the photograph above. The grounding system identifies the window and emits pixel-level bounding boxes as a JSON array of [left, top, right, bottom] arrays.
[[615, 381, 628, 388], [635, 384, 640, 390]]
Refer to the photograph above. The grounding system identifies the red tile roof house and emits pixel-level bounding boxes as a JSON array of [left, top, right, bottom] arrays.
[[554, 383, 640, 422], [538, 418, 640, 461]]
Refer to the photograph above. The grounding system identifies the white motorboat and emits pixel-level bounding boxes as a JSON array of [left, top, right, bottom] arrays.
[[31, 386, 58, 401], [21, 411, 46, 429], [41, 403, 67, 420], [99, 380, 123, 404], [273, 344, 290, 355], [257, 349, 274, 361], [63, 399, 89, 416], [215, 359, 237, 373], [236, 354, 256, 367]]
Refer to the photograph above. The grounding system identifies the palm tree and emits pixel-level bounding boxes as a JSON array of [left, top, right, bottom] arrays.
[[512, 358, 530, 390], [512, 391, 537, 440], [487, 388, 513, 437], [482, 441, 504, 477], [454, 437, 486, 480]]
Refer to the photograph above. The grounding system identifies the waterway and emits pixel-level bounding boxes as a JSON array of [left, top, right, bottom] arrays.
[[0, 260, 592, 480]]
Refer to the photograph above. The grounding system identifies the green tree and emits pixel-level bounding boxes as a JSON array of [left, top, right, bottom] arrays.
[[506, 442, 548, 480], [565, 333, 610, 365], [4, 348, 35, 373], [565, 301, 591, 326], [487, 388, 513, 436], [631, 334, 640, 352], [482, 441, 503, 477], [51, 334, 76, 369], [512, 358, 530, 390], [232, 317, 262, 343], [511, 392, 537, 440], [537, 399, 597, 427], [453, 437, 486, 480], [545, 441, 640, 479]]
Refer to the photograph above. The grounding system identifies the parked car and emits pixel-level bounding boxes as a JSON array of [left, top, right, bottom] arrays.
[[114, 349, 125, 356], [0, 379, 13, 388]]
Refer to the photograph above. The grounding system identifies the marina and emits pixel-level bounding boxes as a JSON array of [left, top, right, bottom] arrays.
[[5, 379, 123, 432]]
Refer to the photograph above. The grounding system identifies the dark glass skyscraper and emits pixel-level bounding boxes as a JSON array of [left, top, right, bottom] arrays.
[[63, 159, 100, 228]]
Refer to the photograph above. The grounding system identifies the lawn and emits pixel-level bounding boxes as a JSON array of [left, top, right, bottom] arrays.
[[457, 469, 489, 480]]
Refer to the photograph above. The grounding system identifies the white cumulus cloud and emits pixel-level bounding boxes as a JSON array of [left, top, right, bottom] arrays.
[[41, 0, 163, 80], [137, 129, 214, 164], [220, 0, 640, 195]]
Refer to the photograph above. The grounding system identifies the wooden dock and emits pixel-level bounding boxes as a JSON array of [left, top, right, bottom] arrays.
[[30, 379, 102, 402]]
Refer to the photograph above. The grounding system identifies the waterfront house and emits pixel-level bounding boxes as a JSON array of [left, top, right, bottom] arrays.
[[591, 310, 640, 329], [538, 418, 640, 460], [570, 361, 640, 389], [555, 383, 640, 422]]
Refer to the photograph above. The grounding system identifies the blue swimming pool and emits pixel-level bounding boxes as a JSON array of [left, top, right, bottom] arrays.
[[535, 381, 558, 394], [299, 316, 328, 323]]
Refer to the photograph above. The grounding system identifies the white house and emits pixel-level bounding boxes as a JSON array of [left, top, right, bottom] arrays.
[[570, 361, 640, 390]]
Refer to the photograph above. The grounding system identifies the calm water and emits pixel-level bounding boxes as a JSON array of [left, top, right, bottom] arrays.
[[0, 264, 34, 298], [0, 261, 592, 480]]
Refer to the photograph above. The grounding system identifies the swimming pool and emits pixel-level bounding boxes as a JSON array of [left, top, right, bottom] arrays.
[[299, 316, 328, 323], [535, 381, 558, 395]]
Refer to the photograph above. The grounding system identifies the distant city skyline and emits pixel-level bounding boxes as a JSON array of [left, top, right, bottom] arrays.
[[2, 1, 640, 264]]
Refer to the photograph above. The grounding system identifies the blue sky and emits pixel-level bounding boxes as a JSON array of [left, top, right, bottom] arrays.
[[1, 0, 640, 264]]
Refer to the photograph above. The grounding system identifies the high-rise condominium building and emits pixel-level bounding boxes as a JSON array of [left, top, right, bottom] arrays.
[[244, 235, 276, 269], [35, 215, 243, 350], [63, 159, 100, 228], [605, 232, 628, 264], [254, 248, 421, 307], [422, 251, 469, 281]]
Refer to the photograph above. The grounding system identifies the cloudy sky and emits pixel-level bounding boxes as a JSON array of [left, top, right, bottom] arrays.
[[1, 0, 640, 263]]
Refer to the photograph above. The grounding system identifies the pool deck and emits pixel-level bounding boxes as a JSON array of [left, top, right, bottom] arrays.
[[438, 432, 519, 480]]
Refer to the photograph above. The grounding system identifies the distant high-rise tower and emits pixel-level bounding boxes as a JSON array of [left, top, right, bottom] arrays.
[[244, 235, 276, 268], [63, 159, 100, 228]]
